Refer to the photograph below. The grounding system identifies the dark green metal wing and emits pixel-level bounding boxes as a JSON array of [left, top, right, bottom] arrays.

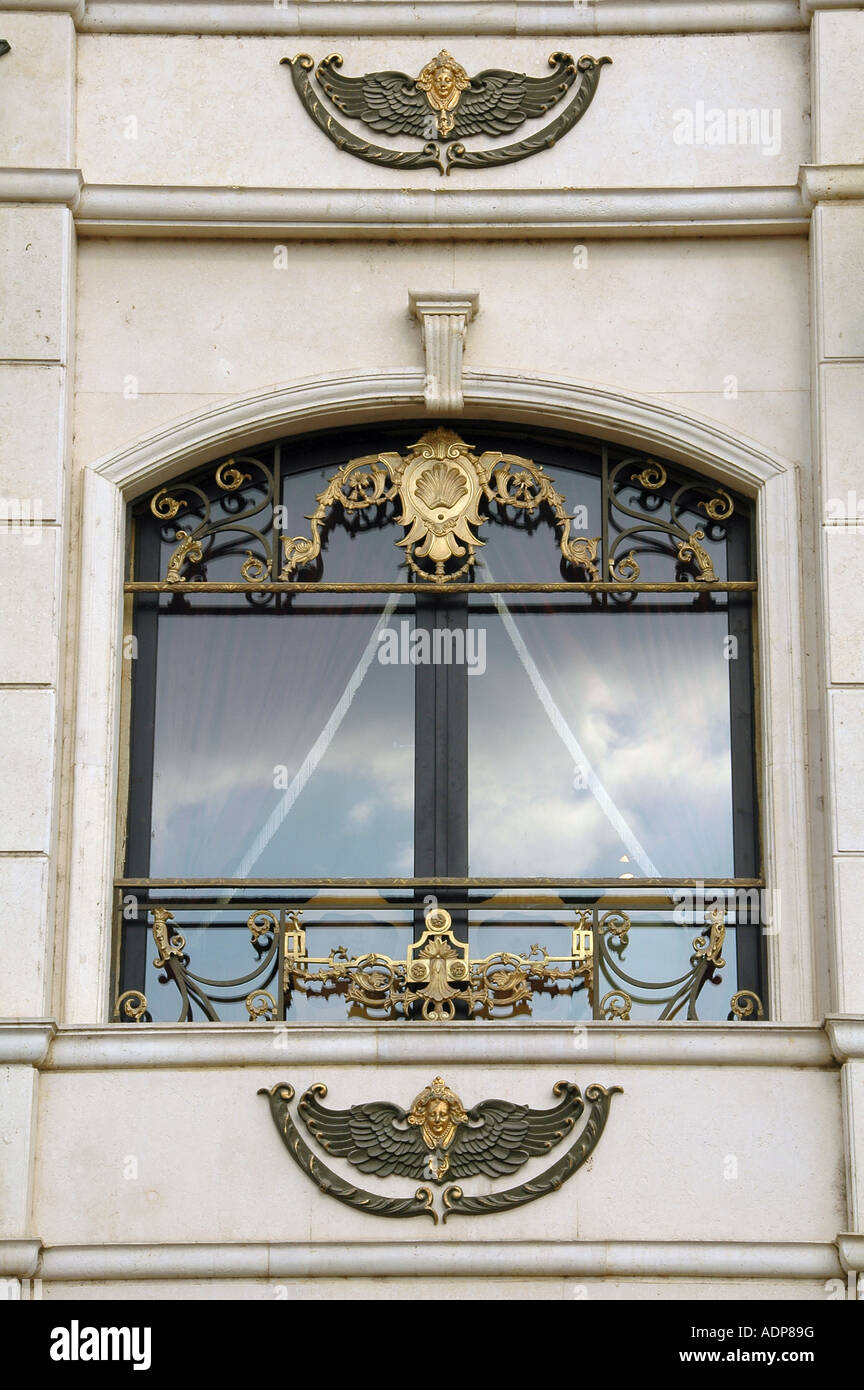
[[447, 1081, 585, 1179], [316, 56, 431, 138], [451, 54, 577, 139], [298, 1083, 428, 1179]]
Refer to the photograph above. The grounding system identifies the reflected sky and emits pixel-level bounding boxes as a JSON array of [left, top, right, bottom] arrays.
[[468, 597, 740, 878]]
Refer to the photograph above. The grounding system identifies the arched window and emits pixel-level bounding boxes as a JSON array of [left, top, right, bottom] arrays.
[[115, 421, 761, 1024]]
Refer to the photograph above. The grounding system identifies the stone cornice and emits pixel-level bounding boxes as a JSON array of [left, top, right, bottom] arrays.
[[28, 1238, 843, 1282], [3, 1, 806, 37], [0, 171, 814, 238], [800, 164, 864, 206], [0, 168, 82, 208], [825, 1015, 864, 1062], [0, 1020, 57, 1066], [0, 1021, 833, 1070]]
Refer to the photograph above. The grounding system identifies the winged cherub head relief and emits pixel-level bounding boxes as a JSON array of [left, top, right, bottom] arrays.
[[416, 51, 471, 137]]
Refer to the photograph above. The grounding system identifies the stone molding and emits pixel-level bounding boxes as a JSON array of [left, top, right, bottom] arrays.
[[0, 173, 814, 239], [8, 1238, 842, 1282], [825, 1016, 864, 1062], [5, 1, 807, 36], [800, 165, 864, 206], [0, 1021, 56, 1066], [837, 1233, 864, 1273], [0, 1021, 832, 1070]]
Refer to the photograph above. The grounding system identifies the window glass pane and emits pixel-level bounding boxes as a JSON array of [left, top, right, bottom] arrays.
[[467, 594, 754, 879], [130, 593, 414, 878]]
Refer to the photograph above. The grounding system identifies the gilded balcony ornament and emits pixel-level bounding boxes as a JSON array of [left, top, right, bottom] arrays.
[[282, 904, 593, 1020], [693, 906, 727, 969], [240, 552, 271, 581], [123, 902, 759, 1024], [600, 990, 632, 1021], [245, 989, 276, 1021], [151, 907, 186, 967], [114, 989, 150, 1023], [260, 1076, 621, 1222], [282, 50, 611, 177]]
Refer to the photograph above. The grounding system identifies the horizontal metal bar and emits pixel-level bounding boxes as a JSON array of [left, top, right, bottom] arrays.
[[125, 581, 757, 594], [115, 899, 753, 915], [115, 877, 764, 889]]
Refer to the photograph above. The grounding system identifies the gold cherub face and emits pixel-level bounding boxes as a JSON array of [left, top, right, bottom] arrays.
[[407, 1076, 468, 1150], [416, 51, 471, 136], [425, 1099, 453, 1140]]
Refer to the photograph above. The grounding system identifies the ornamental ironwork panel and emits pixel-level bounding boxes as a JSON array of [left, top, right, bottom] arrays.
[[114, 902, 762, 1025], [259, 1075, 621, 1223], [142, 428, 744, 588], [282, 50, 611, 177]]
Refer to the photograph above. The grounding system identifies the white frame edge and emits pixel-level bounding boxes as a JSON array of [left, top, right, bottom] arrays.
[[62, 370, 815, 1024]]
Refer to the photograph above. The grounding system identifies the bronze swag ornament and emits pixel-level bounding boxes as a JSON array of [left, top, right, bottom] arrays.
[[260, 1075, 621, 1223], [282, 48, 611, 176]]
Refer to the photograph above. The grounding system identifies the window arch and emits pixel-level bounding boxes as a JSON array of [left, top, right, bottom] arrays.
[[114, 419, 763, 1025]]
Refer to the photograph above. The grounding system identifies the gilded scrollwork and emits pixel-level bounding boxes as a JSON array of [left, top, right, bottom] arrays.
[[607, 454, 737, 584], [149, 452, 276, 583], [729, 989, 765, 1020], [282, 905, 592, 1020], [245, 989, 277, 1021], [277, 428, 602, 585], [114, 989, 150, 1023], [699, 490, 734, 522], [676, 529, 717, 583], [631, 462, 667, 490], [143, 430, 748, 589]]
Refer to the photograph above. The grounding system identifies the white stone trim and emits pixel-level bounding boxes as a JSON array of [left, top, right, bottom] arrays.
[[0, 169, 81, 208], [800, 164, 864, 205], [801, 0, 864, 14], [63, 371, 814, 1024], [28, 1239, 842, 1282], [69, 1, 806, 36], [0, 175, 811, 239], [409, 290, 479, 413], [72, 184, 808, 240], [0, 1241, 42, 1280], [28, 1022, 834, 1070], [0, 1022, 55, 1066], [826, 1016, 864, 1062], [838, 1232, 864, 1272]]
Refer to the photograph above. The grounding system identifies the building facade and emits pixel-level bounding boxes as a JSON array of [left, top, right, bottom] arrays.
[[1, 0, 864, 1301]]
